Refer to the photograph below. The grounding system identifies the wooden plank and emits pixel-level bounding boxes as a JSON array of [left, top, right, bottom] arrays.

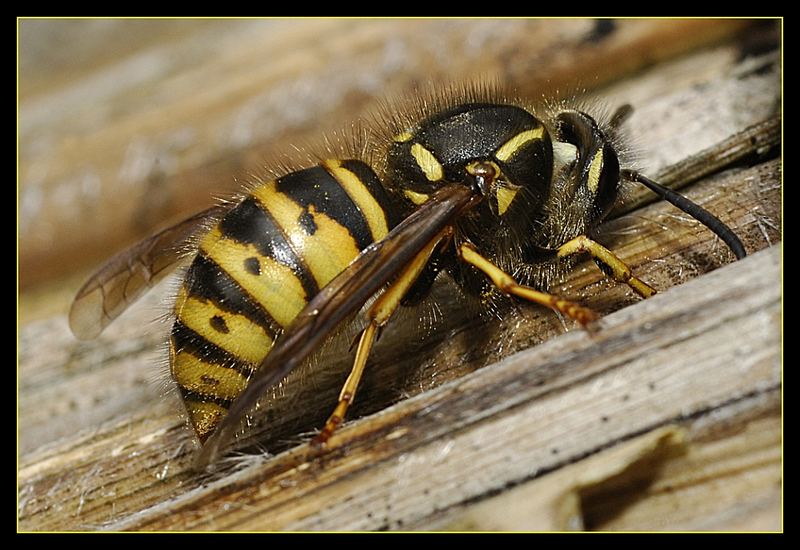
[[17, 173, 782, 530], [18, 18, 781, 532], [436, 397, 781, 531], [36, 244, 778, 531]]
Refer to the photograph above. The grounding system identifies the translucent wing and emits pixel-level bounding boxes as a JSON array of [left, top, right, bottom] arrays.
[[197, 184, 478, 467], [69, 205, 231, 340]]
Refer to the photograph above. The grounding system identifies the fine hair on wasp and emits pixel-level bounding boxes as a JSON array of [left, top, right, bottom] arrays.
[[68, 81, 746, 469]]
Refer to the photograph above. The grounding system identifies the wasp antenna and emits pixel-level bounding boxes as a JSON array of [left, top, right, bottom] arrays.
[[621, 169, 746, 260]]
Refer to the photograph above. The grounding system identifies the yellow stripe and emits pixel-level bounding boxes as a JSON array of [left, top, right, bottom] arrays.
[[323, 159, 390, 241], [184, 401, 227, 442], [495, 127, 545, 162], [411, 143, 444, 182], [176, 287, 273, 364], [587, 148, 604, 194], [496, 184, 520, 216], [393, 131, 413, 143], [252, 182, 362, 289], [200, 227, 307, 328], [173, 351, 251, 401], [403, 189, 430, 205]]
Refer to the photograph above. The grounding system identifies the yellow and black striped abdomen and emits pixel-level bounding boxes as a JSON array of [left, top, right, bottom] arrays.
[[170, 159, 398, 441]]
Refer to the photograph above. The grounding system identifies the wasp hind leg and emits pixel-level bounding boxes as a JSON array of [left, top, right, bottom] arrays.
[[312, 227, 453, 448], [312, 322, 378, 447], [458, 243, 599, 327], [556, 235, 656, 298]]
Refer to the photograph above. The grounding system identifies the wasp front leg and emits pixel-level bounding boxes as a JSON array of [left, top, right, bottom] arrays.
[[557, 235, 657, 298]]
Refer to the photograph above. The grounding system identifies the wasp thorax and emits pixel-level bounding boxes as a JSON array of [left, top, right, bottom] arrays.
[[387, 103, 554, 219]]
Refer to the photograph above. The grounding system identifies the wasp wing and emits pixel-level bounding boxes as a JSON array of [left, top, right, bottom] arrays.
[[69, 204, 231, 340], [197, 184, 477, 466]]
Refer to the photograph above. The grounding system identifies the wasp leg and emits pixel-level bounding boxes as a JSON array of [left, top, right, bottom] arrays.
[[458, 243, 598, 327], [557, 235, 656, 298], [312, 323, 378, 447], [312, 227, 454, 448]]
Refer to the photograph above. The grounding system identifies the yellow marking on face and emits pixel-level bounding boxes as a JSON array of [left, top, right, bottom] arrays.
[[172, 351, 251, 401], [403, 189, 430, 205], [411, 143, 444, 182], [323, 159, 390, 241], [199, 227, 308, 328], [496, 184, 521, 216], [252, 183, 362, 289], [495, 127, 545, 162], [393, 131, 413, 143], [587, 148, 604, 194], [175, 288, 273, 364]]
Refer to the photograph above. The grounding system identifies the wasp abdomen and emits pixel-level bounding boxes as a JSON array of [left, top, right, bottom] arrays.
[[170, 159, 397, 441]]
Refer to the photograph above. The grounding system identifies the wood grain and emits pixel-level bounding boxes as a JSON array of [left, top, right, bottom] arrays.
[[20, 245, 779, 531], [18, 18, 781, 532]]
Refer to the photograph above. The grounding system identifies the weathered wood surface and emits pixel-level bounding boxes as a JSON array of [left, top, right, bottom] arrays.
[[19, 246, 781, 531], [18, 19, 781, 532]]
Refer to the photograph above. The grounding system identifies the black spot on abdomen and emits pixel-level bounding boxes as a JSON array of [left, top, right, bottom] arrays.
[[298, 209, 318, 235], [244, 256, 261, 276], [209, 315, 230, 334]]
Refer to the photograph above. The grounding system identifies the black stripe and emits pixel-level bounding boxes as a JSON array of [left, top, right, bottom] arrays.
[[170, 321, 257, 377], [178, 386, 233, 409], [218, 196, 319, 299], [183, 254, 281, 340], [276, 165, 374, 251], [338, 160, 403, 230]]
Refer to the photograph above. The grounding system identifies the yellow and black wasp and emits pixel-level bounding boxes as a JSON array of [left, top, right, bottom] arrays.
[[68, 84, 746, 467]]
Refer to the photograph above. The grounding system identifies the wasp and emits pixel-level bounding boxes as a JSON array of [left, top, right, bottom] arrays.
[[69, 84, 746, 467]]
